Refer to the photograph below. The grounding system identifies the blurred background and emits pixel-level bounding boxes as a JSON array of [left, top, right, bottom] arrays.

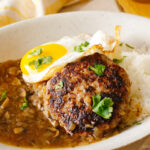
[[0, 0, 150, 27], [0, 0, 150, 149]]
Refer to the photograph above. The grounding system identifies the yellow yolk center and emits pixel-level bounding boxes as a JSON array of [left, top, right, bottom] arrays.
[[20, 44, 68, 75]]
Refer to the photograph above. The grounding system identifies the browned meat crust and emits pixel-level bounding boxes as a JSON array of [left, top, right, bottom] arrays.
[[46, 53, 131, 136]]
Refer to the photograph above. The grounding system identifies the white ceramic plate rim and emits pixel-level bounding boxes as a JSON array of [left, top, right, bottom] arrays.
[[0, 11, 150, 150]]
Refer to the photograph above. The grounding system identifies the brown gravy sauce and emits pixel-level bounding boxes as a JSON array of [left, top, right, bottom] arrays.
[[0, 60, 133, 148]]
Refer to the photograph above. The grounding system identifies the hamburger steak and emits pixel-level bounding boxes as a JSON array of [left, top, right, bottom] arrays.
[[46, 53, 131, 136]]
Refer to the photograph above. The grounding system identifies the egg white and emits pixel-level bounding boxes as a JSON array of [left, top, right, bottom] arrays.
[[23, 30, 117, 83]]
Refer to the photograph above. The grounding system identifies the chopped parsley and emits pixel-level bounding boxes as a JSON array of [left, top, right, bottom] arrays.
[[92, 94, 101, 108], [29, 48, 42, 56], [40, 56, 52, 64], [55, 81, 63, 89], [0, 91, 7, 101], [74, 41, 89, 52], [84, 41, 90, 47], [136, 122, 142, 125], [89, 64, 105, 76], [92, 94, 114, 119], [119, 43, 123, 46], [113, 56, 126, 64], [29, 56, 52, 69], [20, 98, 28, 110], [125, 43, 134, 49]]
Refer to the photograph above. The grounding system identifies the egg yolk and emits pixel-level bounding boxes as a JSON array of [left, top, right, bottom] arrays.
[[20, 44, 68, 75]]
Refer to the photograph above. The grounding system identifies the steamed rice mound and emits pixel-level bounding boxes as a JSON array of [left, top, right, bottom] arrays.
[[121, 51, 150, 116], [110, 44, 150, 125]]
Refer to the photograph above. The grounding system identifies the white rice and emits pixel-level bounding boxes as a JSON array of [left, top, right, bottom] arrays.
[[117, 44, 150, 122]]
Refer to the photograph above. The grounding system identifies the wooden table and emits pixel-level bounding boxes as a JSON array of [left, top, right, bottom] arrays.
[[61, 0, 150, 149]]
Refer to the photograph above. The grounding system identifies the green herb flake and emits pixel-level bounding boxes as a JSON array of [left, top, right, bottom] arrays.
[[41, 56, 52, 64], [0, 91, 7, 101], [29, 59, 41, 69], [92, 94, 114, 119], [136, 122, 142, 125], [119, 43, 123, 46], [125, 43, 134, 49], [74, 45, 84, 52], [74, 41, 90, 52], [89, 64, 105, 76], [29, 56, 52, 69], [113, 56, 126, 64], [84, 41, 90, 47], [29, 48, 42, 56], [20, 98, 28, 110], [55, 81, 63, 90], [92, 94, 101, 109]]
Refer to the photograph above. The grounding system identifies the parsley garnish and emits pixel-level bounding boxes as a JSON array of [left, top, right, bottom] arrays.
[[20, 98, 28, 110], [0, 91, 7, 101], [136, 122, 142, 125], [29, 48, 42, 56], [92, 94, 114, 119], [55, 81, 63, 89], [89, 64, 105, 76], [84, 41, 90, 47], [74, 41, 89, 52], [113, 56, 126, 64], [125, 43, 134, 49], [29, 56, 52, 69], [92, 94, 101, 108], [119, 43, 123, 46]]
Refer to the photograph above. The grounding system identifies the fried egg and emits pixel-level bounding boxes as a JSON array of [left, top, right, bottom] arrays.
[[21, 30, 119, 83]]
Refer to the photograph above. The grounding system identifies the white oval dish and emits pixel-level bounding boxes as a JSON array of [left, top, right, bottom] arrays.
[[0, 11, 150, 150]]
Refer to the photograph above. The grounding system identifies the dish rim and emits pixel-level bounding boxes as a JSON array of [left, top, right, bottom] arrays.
[[0, 11, 150, 150]]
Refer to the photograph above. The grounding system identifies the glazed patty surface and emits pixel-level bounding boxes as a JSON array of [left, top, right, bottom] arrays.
[[46, 53, 131, 136]]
